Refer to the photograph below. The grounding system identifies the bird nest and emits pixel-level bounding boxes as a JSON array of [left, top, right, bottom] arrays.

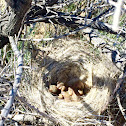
[[21, 39, 122, 125]]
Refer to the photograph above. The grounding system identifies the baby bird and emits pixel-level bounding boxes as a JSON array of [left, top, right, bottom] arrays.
[[49, 85, 59, 95], [57, 82, 65, 90], [61, 91, 71, 102], [78, 89, 84, 96], [57, 82, 72, 102], [71, 90, 80, 102]]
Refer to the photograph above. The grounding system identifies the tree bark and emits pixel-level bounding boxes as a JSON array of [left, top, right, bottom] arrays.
[[0, 0, 32, 48]]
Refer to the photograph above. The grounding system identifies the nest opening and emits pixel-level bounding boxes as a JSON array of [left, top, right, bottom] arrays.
[[46, 62, 91, 102]]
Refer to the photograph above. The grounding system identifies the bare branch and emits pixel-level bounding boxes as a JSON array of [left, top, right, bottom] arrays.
[[8, 114, 37, 122], [25, 6, 126, 37], [112, 0, 124, 31], [0, 0, 32, 48], [105, 0, 117, 6], [0, 36, 23, 125], [116, 94, 126, 120]]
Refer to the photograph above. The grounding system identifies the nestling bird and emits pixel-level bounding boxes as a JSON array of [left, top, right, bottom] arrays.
[[57, 82, 65, 90], [49, 85, 59, 94], [61, 90, 72, 102]]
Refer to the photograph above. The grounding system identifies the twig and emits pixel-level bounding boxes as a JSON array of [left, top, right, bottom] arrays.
[[25, 6, 126, 37], [106, 72, 126, 112], [0, 59, 11, 76], [0, 36, 23, 126], [112, 0, 124, 31], [105, 0, 117, 6], [72, 118, 113, 126], [116, 94, 126, 120], [113, 73, 126, 96], [16, 95, 58, 124], [8, 114, 37, 122]]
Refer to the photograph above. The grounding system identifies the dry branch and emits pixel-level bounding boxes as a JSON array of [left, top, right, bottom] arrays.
[[0, 0, 32, 48], [8, 114, 36, 123], [25, 5, 126, 38], [0, 36, 23, 125], [0, 0, 125, 48], [116, 94, 126, 121], [112, 0, 124, 31]]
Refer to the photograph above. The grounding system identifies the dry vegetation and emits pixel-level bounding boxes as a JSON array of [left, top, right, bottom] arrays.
[[20, 39, 123, 125], [0, 0, 6, 12], [0, 0, 126, 126]]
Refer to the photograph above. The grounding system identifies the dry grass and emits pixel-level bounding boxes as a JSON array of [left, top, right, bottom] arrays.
[[0, 0, 6, 13], [20, 38, 122, 125]]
